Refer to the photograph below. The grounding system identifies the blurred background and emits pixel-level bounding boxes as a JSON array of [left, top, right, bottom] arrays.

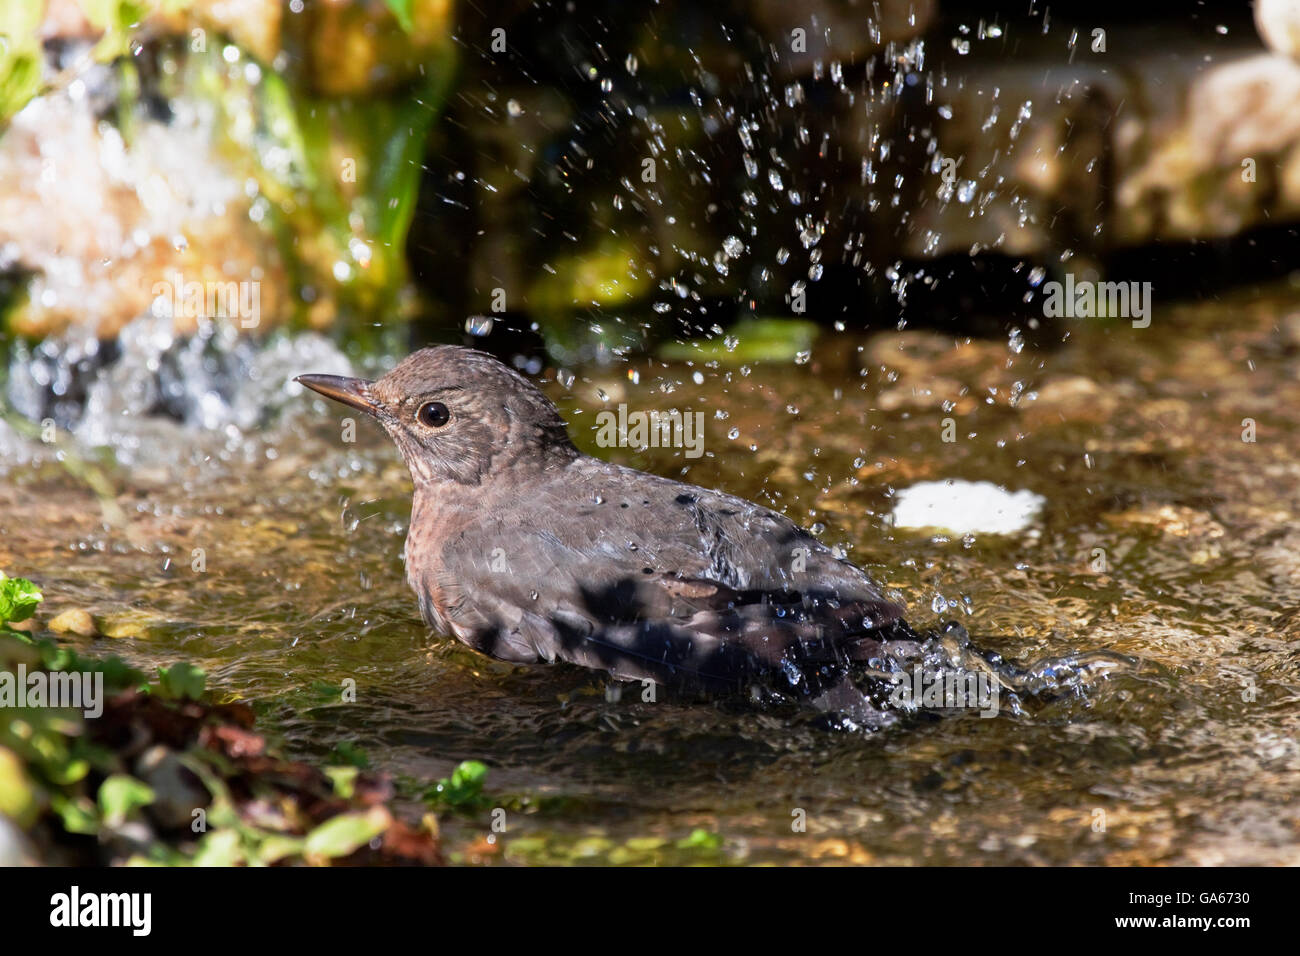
[[4, 1, 1300, 400]]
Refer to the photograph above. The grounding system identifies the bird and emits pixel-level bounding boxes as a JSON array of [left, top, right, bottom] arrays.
[[296, 345, 923, 720]]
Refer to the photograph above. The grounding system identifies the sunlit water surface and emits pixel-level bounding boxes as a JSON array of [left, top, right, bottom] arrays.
[[3, 289, 1300, 864]]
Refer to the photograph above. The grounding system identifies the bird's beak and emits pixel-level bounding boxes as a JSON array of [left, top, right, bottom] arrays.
[[295, 374, 380, 416]]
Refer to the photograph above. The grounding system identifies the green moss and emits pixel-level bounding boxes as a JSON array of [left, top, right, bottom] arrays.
[[659, 317, 819, 364], [0, 0, 41, 122], [528, 237, 657, 337]]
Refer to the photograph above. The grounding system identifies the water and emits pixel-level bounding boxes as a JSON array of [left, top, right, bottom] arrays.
[[4, 284, 1299, 864]]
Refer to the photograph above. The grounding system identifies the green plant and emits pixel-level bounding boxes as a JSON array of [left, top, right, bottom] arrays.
[[425, 759, 489, 810]]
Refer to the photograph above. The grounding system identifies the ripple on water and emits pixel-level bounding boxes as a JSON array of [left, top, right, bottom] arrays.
[[5, 291, 1300, 863]]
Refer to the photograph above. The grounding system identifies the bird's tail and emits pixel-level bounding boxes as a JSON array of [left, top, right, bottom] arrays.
[[806, 619, 1135, 729]]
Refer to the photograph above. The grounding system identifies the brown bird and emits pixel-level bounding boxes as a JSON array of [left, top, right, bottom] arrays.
[[297, 346, 917, 716]]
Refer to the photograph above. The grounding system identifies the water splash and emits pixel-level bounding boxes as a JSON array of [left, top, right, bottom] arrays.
[[4, 315, 353, 468]]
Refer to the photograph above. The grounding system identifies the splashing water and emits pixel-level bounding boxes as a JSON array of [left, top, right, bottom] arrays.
[[5, 316, 353, 467]]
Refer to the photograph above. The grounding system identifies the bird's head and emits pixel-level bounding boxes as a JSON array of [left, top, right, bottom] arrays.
[[296, 346, 576, 485]]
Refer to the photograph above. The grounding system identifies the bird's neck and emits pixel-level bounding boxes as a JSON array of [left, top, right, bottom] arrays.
[[407, 477, 478, 550]]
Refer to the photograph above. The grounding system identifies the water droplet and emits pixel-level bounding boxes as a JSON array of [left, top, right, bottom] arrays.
[[348, 237, 372, 267]]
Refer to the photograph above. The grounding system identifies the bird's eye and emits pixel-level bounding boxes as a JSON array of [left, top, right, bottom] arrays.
[[416, 401, 450, 428]]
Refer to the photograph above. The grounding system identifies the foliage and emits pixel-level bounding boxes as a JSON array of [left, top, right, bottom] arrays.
[[0, 575, 439, 865], [502, 828, 728, 866], [383, 0, 415, 33], [0, 1, 43, 122], [329, 740, 371, 769], [424, 760, 490, 811], [659, 317, 820, 364], [154, 661, 206, 701], [0, 574, 41, 633]]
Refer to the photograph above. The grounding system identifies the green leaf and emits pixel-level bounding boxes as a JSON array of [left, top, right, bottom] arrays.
[[427, 759, 489, 809], [303, 806, 389, 859], [0, 0, 43, 121], [658, 318, 820, 364], [383, 0, 414, 32], [81, 0, 151, 61], [255, 834, 306, 865], [0, 575, 42, 626], [450, 759, 488, 791], [324, 765, 359, 799], [329, 740, 370, 769], [676, 828, 722, 851], [51, 794, 100, 835], [193, 828, 243, 867], [37, 641, 143, 690], [0, 47, 40, 123], [156, 661, 205, 701], [98, 774, 155, 827]]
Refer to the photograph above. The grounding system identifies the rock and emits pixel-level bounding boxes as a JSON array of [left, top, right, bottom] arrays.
[[0, 815, 38, 866], [40, 0, 283, 64], [892, 35, 1300, 265], [47, 608, 99, 638], [1256, 0, 1300, 58], [98, 613, 156, 640], [1115, 52, 1300, 244], [0, 81, 288, 341], [1280, 311, 1300, 348], [1022, 375, 1123, 426], [1102, 504, 1226, 540], [134, 745, 209, 831]]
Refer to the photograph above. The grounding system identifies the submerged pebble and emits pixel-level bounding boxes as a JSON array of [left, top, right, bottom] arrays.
[[890, 480, 1045, 535]]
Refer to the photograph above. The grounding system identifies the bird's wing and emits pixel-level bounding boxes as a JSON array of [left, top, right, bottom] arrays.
[[428, 458, 905, 689]]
